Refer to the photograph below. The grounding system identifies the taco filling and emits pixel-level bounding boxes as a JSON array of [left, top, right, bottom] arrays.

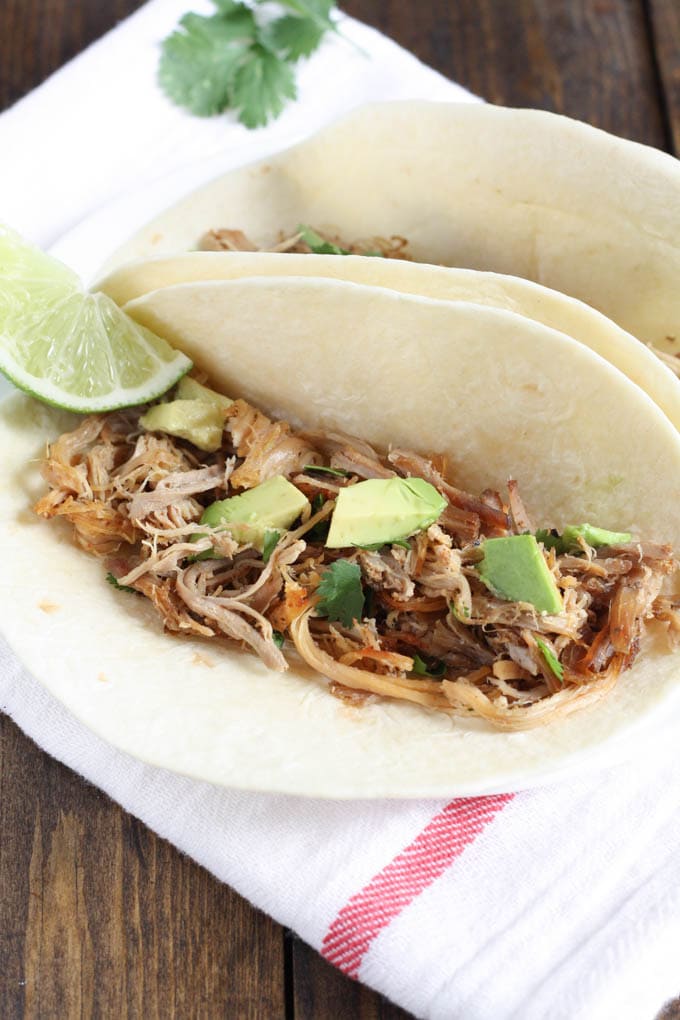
[[34, 379, 679, 732], [197, 224, 411, 260]]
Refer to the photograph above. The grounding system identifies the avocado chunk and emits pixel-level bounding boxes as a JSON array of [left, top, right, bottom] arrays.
[[325, 477, 446, 549], [199, 475, 310, 552], [176, 376, 233, 409], [139, 399, 225, 452], [478, 534, 563, 614], [536, 523, 632, 555]]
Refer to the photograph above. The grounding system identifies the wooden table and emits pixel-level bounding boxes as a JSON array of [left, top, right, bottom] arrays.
[[1, 2, 679, 1017]]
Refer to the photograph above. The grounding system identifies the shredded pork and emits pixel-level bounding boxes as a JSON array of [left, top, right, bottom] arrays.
[[197, 226, 412, 260], [35, 387, 680, 731]]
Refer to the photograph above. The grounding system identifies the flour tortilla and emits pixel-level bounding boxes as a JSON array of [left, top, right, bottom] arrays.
[[4, 280, 680, 796], [98, 252, 680, 431], [101, 101, 680, 353], [123, 277, 680, 539]]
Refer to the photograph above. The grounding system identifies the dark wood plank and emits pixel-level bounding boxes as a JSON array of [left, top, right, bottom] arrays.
[[291, 933, 413, 1020], [0, 715, 286, 1019], [344, 0, 667, 147], [0, 0, 146, 109], [648, 0, 680, 153]]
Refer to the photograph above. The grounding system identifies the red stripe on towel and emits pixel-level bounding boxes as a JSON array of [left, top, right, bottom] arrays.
[[322, 794, 514, 978]]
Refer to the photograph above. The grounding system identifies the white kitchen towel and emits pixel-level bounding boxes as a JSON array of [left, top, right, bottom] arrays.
[[0, 3, 679, 1019]]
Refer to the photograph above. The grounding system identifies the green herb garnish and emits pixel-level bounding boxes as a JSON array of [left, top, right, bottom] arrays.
[[307, 493, 330, 543], [303, 464, 349, 477], [535, 638, 564, 683], [536, 524, 632, 556], [297, 224, 386, 258], [297, 224, 351, 254], [316, 559, 365, 627], [535, 528, 563, 552], [411, 654, 446, 678], [450, 601, 470, 621], [106, 572, 138, 595], [272, 630, 285, 649], [262, 529, 281, 563], [159, 0, 337, 129]]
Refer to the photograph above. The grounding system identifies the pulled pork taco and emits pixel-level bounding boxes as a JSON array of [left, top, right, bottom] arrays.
[[98, 252, 680, 432], [100, 101, 680, 358], [6, 276, 679, 797]]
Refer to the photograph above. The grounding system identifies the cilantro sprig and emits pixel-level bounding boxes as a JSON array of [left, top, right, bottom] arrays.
[[159, 0, 338, 128], [106, 572, 139, 595], [303, 463, 349, 477], [297, 224, 384, 257], [535, 638, 564, 683], [316, 559, 365, 627], [262, 529, 281, 563], [411, 654, 446, 679], [297, 225, 352, 255]]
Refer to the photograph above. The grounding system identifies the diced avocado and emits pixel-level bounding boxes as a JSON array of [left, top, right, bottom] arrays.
[[562, 524, 631, 550], [325, 477, 446, 549], [176, 376, 233, 409], [199, 475, 309, 551], [536, 523, 632, 555], [478, 534, 562, 614], [139, 399, 225, 452]]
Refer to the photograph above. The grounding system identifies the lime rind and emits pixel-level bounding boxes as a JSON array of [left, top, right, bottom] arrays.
[[0, 348, 191, 413], [0, 225, 192, 413]]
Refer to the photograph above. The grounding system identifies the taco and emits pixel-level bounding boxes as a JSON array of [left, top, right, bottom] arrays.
[[98, 252, 680, 431], [100, 101, 680, 358], [6, 276, 678, 796]]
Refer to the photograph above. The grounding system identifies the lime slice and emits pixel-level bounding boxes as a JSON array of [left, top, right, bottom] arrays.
[[0, 224, 192, 412]]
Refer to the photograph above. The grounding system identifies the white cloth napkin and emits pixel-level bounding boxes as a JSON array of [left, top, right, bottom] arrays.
[[1, 4, 679, 1018]]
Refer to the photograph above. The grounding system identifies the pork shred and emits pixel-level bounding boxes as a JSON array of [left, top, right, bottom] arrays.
[[35, 391, 679, 730], [197, 226, 412, 260]]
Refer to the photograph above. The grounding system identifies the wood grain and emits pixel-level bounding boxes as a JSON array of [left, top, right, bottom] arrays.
[[291, 934, 413, 1019], [0, 715, 286, 1019], [343, 0, 668, 146], [0, 0, 145, 109], [648, 0, 680, 152], [0, 2, 677, 1019]]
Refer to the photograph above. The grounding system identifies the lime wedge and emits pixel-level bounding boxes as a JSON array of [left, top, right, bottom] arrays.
[[0, 225, 192, 412]]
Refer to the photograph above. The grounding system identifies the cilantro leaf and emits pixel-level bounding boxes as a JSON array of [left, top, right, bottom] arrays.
[[159, 0, 336, 128], [297, 224, 352, 255], [106, 572, 139, 595], [297, 223, 386, 257], [272, 630, 285, 649], [276, 0, 335, 30], [450, 600, 470, 621], [214, 0, 245, 12], [262, 529, 281, 563], [232, 44, 297, 128], [303, 463, 349, 477], [158, 7, 257, 117], [535, 638, 564, 683], [266, 14, 326, 61], [307, 494, 330, 543], [316, 559, 365, 627], [411, 653, 446, 678]]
